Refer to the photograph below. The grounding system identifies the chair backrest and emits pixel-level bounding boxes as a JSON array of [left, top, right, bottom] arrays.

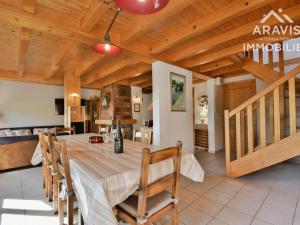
[[133, 129, 152, 145], [38, 131, 56, 165], [137, 141, 182, 218], [55, 127, 75, 135], [52, 140, 73, 193]]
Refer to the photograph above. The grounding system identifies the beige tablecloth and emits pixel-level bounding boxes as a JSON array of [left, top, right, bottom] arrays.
[[32, 133, 204, 225]]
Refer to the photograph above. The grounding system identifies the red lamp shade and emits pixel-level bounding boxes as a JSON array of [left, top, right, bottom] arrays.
[[92, 43, 121, 56], [115, 0, 169, 15]]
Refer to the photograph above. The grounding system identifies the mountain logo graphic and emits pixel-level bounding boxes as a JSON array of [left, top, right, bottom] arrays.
[[260, 9, 294, 24]]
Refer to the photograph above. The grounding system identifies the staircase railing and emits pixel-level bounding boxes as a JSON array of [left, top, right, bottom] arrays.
[[224, 65, 300, 176]]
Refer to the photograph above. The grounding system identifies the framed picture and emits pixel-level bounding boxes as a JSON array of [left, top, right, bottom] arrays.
[[134, 103, 140, 112], [170, 73, 186, 112]]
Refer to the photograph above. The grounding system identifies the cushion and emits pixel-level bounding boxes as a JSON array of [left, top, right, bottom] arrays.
[[14, 129, 32, 136], [3, 129, 16, 137], [33, 128, 48, 135], [118, 191, 174, 218], [0, 130, 7, 137]]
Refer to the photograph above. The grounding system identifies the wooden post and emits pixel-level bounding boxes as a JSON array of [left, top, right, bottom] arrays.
[[64, 72, 81, 127], [258, 48, 263, 64], [260, 96, 266, 148], [278, 42, 285, 138], [236, 112, 241, 159], [274, 87, 281, 143], [224, 110, 231, 176], [268, 50, 274, 141], [289, 77, 297, 136], [247, 105, 254, 154]]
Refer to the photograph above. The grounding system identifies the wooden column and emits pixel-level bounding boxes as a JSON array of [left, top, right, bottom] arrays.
[[268, 50, 274, 141], [64, 72, 81, 126]]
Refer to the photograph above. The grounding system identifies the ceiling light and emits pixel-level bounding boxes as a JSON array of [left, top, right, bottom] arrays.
[[115, 0, 169, 15]]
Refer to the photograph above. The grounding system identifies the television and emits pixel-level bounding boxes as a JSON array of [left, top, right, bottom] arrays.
[[55, 98, 87, 115], [55, 99, 64, 115]]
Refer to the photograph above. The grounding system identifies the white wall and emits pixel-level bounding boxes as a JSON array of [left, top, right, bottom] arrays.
[[131, 86, 143, 129], [142, 93, 153, 125], [0, 80, 99, 128], [152, 61, 194, 153]]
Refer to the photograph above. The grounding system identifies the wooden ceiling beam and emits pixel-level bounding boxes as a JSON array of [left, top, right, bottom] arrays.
[[0, 2, 151, 58], [138, 80, 152, 88], [44, 41, 75, 80], [192, 72, 212, 81], [75, 54, 104, 77], [91, 63, 152, 88], [242, 59, 282, 84], [129, 72, 152, 85], [18, 27, 32, 78], [121, 0, 197, 44], [81, 1, 110, 32], [150, 0, 276, 54], [84, 56, 139, 84], [207, 65, 243, 77], [165, 4, 300, 62], [22, 0, 37, 14], [194, 60, 234, 73]]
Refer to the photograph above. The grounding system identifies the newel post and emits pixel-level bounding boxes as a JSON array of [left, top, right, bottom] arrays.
[[224, 110, 231, 176]]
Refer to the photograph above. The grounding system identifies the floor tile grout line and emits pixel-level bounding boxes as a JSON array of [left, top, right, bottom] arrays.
[[292, 194, 299, 225], [249, 166, 283, 225]]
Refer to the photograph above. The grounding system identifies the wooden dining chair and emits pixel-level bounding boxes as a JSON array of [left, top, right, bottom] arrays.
[[52, 139, 82, 225], [117, 141, 182, 225], [38, 132, 56, 203], [55, 127, 75, 135], [133, 129, 153, 145], [38, 132, 49, 197]]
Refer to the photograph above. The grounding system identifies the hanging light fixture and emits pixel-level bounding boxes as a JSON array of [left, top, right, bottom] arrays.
[[115, 0, 169, 15], [93, 8, 121, 56]]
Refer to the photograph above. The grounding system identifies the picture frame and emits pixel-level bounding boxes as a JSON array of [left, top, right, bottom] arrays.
[[170, 73, 186, 112], [134, 103, 140, 112]]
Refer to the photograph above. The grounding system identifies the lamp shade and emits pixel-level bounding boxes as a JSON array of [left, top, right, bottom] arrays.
[[115, 0, 169, 15], [92, 43, 121, 56]]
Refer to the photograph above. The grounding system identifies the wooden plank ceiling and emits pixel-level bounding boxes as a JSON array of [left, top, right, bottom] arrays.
[[0, 0, 299, 90]]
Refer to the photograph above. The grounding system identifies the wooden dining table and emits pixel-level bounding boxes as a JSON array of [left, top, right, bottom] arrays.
[[33, 133, 204, 225]]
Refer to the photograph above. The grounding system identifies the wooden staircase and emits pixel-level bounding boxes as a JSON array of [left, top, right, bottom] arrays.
[[224, 64, 300, 178]]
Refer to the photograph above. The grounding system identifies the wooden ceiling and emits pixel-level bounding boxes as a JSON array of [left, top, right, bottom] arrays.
[[0, 0, 299, 90]]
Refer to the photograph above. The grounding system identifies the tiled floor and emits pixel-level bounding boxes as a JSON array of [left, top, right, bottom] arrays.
[[1, 150, 300, 225]]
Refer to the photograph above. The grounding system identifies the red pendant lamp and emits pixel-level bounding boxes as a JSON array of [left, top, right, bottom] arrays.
[[115, 0, 169, 15], [93, 8, 121, 56]]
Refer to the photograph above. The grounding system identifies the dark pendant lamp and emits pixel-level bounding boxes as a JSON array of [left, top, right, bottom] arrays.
[[93, 8, 121, 56], [115, 0, 169, 15]]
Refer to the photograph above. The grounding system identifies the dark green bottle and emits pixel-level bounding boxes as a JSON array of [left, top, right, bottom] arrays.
[[114, 119, 123, 154]]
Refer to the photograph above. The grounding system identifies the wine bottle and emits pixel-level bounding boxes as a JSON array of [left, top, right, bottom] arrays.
[[114, 119, 123, 154]]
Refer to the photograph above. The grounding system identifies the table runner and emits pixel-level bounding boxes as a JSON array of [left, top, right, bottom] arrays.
[[33, 133, 204, 225]]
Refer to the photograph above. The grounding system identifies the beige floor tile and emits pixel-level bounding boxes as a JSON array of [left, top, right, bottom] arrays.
[[216, 207, 253, 225], [179, 188, 200, 205], [227, 195, 263, 216], [190, 197, 224, 217], [213, 179, 245, 196], [185, 182, 213, 196], [179, 207, 212, 225], [293, 217, 300, 225], [180, 175, 193, 188], [203, 189, 233, 205], [256, 204, 294, 225], [207, 218, 228, 225], [251, 218, 273, 225]]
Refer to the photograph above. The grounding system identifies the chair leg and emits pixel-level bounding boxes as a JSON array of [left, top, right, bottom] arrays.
[[53, 175, 58, 214], [48, 171, 53, 202], [43, 163, 49, 197], [172, 204, 178, 225], [58, 196, 64, 225], [78, 207, 84, 225], [67, 195, 74, 225]]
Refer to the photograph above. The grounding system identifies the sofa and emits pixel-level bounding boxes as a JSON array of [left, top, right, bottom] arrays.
[[0, 125, 63, 171]]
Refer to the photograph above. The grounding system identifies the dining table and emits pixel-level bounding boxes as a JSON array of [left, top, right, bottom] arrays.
[[32, 133, 204, 225]]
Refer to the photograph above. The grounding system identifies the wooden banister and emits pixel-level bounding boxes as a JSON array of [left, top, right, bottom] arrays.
[[229, 65, 300, 117]]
